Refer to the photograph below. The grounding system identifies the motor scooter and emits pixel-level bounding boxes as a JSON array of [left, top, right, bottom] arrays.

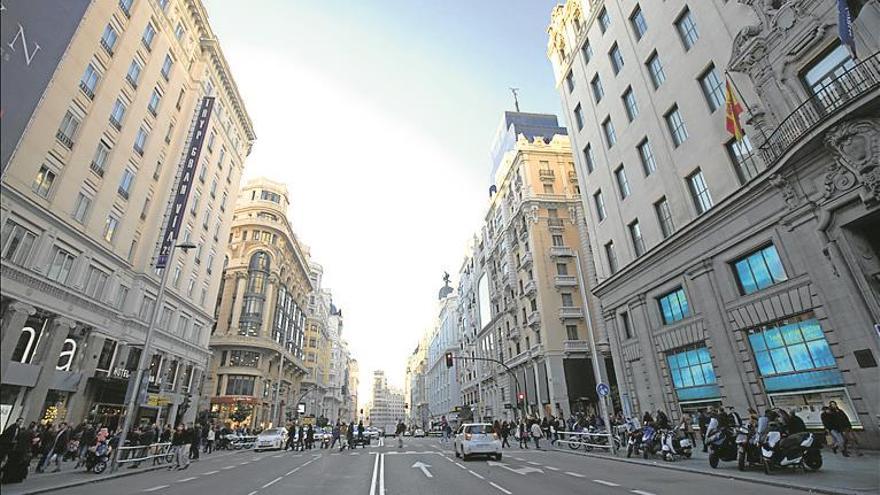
[[625, 427, 643, 458], [641, 426, 661, 459], [736, 425, 762, 471], [84, 441, 112, 474], [661, 426, 693, 461], [761, 431, 822, 474], [708, 427, 737, 468]]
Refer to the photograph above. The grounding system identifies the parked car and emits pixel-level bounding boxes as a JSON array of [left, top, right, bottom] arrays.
[[255, 427, 287, 452], [454, 423, 502, 461], [414, 428, 426, 438], [366, 428, 381, 440]]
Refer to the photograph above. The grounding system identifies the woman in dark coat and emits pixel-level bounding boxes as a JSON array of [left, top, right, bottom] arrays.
[[1, 424, 34, 484]]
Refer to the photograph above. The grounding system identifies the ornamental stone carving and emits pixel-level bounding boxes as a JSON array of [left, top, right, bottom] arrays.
[[769, 173, 801, 209], [824, 118, 880, 204]]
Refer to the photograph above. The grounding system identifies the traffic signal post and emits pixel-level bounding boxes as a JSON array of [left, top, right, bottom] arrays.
[[445, 352, 526, 423]]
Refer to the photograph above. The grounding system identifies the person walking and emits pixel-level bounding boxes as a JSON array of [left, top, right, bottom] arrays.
[[530, 420, 543, 450], [0, 418, 24, 468], [500, 421, 510, 448], [346, 422, 355, 449], [395, 421, 406, 448], [330, 423, 341, 449], [518, 421, 529, 449], [357, 421, 365, 448], [338, 423, 348, 451], [170, 425, 189, 470], [305, 424, 314, 450], [1, 421, 33, 484], [190, 423, 201, 460], [205, 427, 215, 454]]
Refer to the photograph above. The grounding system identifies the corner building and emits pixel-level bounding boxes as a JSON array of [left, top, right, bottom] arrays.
[[205, 178, 311, 427], [1, 0, 254, 429], [548, 0, 879, 444]]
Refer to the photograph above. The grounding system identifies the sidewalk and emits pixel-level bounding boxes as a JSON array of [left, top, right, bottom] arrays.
[[553, 442, 880, 495]]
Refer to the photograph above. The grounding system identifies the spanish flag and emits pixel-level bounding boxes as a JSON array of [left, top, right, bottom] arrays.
[[724, 78, 744, 141]]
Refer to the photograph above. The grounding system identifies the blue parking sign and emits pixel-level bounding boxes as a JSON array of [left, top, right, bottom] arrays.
[[596, 383, 610, 397]]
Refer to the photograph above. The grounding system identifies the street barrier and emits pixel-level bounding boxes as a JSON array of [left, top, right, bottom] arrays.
[[116, 442, 174, 464], [554, 429, 622, 451]]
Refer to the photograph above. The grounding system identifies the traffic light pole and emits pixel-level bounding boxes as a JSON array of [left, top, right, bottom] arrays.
[[447, 354, 526, 423]]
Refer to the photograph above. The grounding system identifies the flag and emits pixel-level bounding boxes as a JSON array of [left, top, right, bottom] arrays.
[[837, 0, 858, 59], [724, 78, 744, 141]]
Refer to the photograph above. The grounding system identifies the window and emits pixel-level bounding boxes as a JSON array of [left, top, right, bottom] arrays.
[[590, 74, 604, 102], [556, 262, 568, 276], [138, 296, 156, 321], [573, 103, 584, 130], [582, 40, 593, 63], [646, 51, 666, 88], [110, 98, 127, 130], [84, 266, 109, 300], [561, 293, 574, 307], [727, 135, 761, 184], [133, 127, 148, 156], [803, 45, 856, 102], [654, 197, 675, 238], [127, 238, 138, 262], [699, 64, 725, 112], [602, 117, 616, 147], [207, 131, 216, 152], [80, 64, 100, 99], [620, 311, 633, 339], [733, 244, 787, 295], [566, 325, 579, 341], [142, 23, 156, 51], [598, 7, 611, 33], [583, 144, 596, 173], [675, 8, 699, 51], [0, 221, 38, 266], [552, 234, 564, 247], [605, 241, 618, 274], [615, 166, 630, 199], [32, 165, 56, 198], [609, 43, 624, 74], [667, 346, 716, 389], [190, 192, 200, 215], [72, 192, 92, 223], [228, 350, 261, 367], [91, 141, 110, 177], [103, 214, 120, 243], [147, 88, 161, 116], [116, 286, 129, 309], [47, 246, 76, 284], [665, 105, 688, 147], [198, 163, 207, 183], [119, 0, 133, 16], [161, 54, 174, 80], [622, 87, 638, 121], [220, 192, 228, 211], [126, 59, 142, 88], [630, 5, 648, 39], [748, 316, 836, 378], [565, 71, 575, 92], [629, 220, 646, 256], [637, 139, 656, 175], [593, 191, 607, 221], [118, 168, 135, 199], [100, 24, 118, 55], [225, 375, 256, 396], [658, 287, 690, 324], [687, 168, 713, 214], [174, 22, 186, 40], [56, 111, 80, 149], [165, 122, 175, 144], [542, 183, 554, 194]]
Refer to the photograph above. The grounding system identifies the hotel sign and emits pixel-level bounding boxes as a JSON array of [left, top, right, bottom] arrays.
[[156, 96, 215, 268]]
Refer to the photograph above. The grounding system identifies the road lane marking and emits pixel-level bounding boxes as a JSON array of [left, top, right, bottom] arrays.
[[513, 457, 525, 461], [489, 482, 512, 495], [247, 491, 258, 495], [144, 485, 169, 492], [593, 480, 620, 487], [240, 461, 250, 465], [565, 472, 585, 478], [379, 453, 385, 495], [631, 491, 656, 495], [369, 453, 380, 495], [454, 462, 467, 470], [202, 470, 219, 475], [273, 454, 285, 458], [468, 470, 485, 480], [261, 476, 283, 489], [527, 461, 540, 466], [221, 465, 235, 470], [545, 466, 560, 471], [176, 476, 198, 482]]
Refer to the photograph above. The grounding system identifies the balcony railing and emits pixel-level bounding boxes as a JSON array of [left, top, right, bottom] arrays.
[[548, 217, 564, 228], [90, 161, 105, 177], [550, 246, 574, 257], [539, 169, 555, 180], [523, 279, 536, 295], [55, 131, 74, 149], [558, 306, 584, 319], [554, 275, 577, 287], [563, 340, 589, 353], [760, 51, 879, 165], [79, 82, 95, 100], [527, 310, 541, 328]]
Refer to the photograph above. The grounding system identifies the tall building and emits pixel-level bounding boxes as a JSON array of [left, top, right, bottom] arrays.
[[0, 0, 254, 430], [205, 178, 311, 427], [302, 265, 332, 419], [547, 0, 879, 443], [366, 370, 405, 433], [457, 113, 608, 422], [423, 277, 461, 425]]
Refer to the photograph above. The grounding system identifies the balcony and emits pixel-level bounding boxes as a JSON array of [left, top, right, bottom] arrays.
[[568, 171, 578, 182], [55, 131, 74, 149], [508, 326, 521, 340], [79, 82, 95, 100], [539, 169, 555, 181], [554, 275, 577, 288], [523, 279, 536, 295], [527, 310, 541, 328], [519, 251, 533, 268], [760, 52, 879, 165], [558, 306, 584, 319], [548, 217, 564, 229], [90, 161, 105, 177], [550, 246, 574, 257], [563, 340, 589, 353]]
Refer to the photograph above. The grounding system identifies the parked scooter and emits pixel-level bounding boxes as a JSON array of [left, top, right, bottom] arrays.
[[626, 427, 643, 458], [708, 427, 737, 468], [84, 441, 112, 474], [661, 426, 693, 461], [761, 430, 822, 474], [736, 424, 762, 471], [641, 426, 661, 459]]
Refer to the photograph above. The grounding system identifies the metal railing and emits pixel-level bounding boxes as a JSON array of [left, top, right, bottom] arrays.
[[553, 429, 621, 451], [116, 442, 173, 464], [760, 51, 879, 165]]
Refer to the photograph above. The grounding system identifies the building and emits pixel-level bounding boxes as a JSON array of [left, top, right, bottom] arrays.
[[205, 178, 310, 427], [366, 370, 405, 433], [404, 335, 428, 428], [423, 277, 461, 426], [302, 265, 331, 420], [346, 357, 359, 422], [0, 0, 254, 430], [456, 112, 609, 422], [547, 0, 879, 443]]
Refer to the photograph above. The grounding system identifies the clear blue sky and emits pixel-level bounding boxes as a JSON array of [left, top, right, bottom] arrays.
[[204, 0, 565, 397]]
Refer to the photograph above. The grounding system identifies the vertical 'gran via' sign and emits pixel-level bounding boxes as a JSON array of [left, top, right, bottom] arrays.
[[156, 96, 215, 268]]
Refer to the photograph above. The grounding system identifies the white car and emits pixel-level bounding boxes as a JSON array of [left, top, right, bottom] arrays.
[[414, 428, 426, 438], [454, 423, 502, 461], [366, 428, 381, 440], [255, 427, 287, 452]]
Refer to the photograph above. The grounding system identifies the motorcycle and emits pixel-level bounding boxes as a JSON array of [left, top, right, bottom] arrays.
[[735, 425, 762, 471], [761, 431, 823, 474], [661, 426, 693, 461], [84, 441, 112, 474], [707, 427, 737, 468], [625, 427, 643, 458], [641, 426, 661, 459]]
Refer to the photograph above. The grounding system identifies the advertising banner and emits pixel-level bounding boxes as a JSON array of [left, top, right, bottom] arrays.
[[156, 96, 215, 268]]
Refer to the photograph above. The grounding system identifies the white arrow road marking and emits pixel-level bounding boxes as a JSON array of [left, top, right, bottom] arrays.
[[487, 460, 543, 475], [412, 461, 434, 478], [593, 479, 620, 487]]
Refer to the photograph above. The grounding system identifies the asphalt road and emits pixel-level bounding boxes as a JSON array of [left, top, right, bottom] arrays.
[[54, 437, 811, 495]]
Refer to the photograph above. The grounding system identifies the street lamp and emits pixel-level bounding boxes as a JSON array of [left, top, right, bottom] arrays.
[[111, 241, 196, 471]]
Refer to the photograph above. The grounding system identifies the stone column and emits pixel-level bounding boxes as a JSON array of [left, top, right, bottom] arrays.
[[631, 296, 665, 413], [114, 343, 131, 373], [1, 302, 36, 379], [64, 332, 105, 423], [229, 274, 247, 336], [21, 317, 76, 423]]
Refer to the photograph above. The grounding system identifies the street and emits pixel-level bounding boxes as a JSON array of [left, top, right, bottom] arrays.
[[44, 438, 814, 495]]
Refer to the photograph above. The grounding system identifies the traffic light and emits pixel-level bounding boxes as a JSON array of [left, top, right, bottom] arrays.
[[516, 392, 525, 404], [445, 352, 454, 368]]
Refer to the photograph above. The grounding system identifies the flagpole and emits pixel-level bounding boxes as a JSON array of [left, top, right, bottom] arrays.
[[724, 70, 770, 144]]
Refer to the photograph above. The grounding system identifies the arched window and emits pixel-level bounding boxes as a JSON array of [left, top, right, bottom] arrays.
[[239, 251, 270, 337]]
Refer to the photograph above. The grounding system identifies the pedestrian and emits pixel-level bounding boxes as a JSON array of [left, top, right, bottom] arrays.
[[788, 410, 807, 435], [346, 422, 355, 449], [330, 423, 340, 449], [170, 424, 190, 470], [357, 421, 365, 448], [518, 421, 529, 449], [338, 423, 349, 451], [500, 421, 510, 448], [697, 409, 709, 452], [1, 421, 33, 484], [306, 424, 314, 450], [395, 421, 406, 448], [190, 423, 201, 460], [0, 418, 24, 468], [35, 423, 56, 473], [530, 420, 543, 450], [205, 427, 215, 454]]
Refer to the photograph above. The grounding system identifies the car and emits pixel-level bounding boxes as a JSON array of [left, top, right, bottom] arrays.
[[254, 427, 287, 452], [454, 423, 502, 461], [366, 428, 381, 440], [414, 428, 426, 438]]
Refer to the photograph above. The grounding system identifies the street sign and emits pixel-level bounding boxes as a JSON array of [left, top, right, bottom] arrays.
[[503, 403, 513, 409], [146, 394, 171, 406], [596, 382, 610, 397]]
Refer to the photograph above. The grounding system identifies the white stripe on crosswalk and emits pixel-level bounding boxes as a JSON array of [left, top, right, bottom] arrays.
[[565, 471, 586, 478]]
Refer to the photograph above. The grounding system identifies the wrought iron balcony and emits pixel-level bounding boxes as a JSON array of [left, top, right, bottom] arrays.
[[548, 217, 564, 228], [760, 51, 879, 165], [539, 169, 555, 181]]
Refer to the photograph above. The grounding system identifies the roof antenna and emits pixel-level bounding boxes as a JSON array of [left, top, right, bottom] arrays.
[[509, 87, 521, 112]]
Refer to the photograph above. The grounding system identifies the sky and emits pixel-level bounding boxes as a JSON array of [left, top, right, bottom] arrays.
[[203, 0, 564, 403]]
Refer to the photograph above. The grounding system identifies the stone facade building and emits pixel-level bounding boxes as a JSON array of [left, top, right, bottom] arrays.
[[547, 0, 879, 443], [0, 0, 253, 430]]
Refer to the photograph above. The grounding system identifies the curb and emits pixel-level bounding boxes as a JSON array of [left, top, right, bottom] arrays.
[[549, 446, 866, 495], [7, 464, 167, 495]]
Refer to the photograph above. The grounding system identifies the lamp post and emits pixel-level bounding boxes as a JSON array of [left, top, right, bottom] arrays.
[[111, 241, 196, 472]]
